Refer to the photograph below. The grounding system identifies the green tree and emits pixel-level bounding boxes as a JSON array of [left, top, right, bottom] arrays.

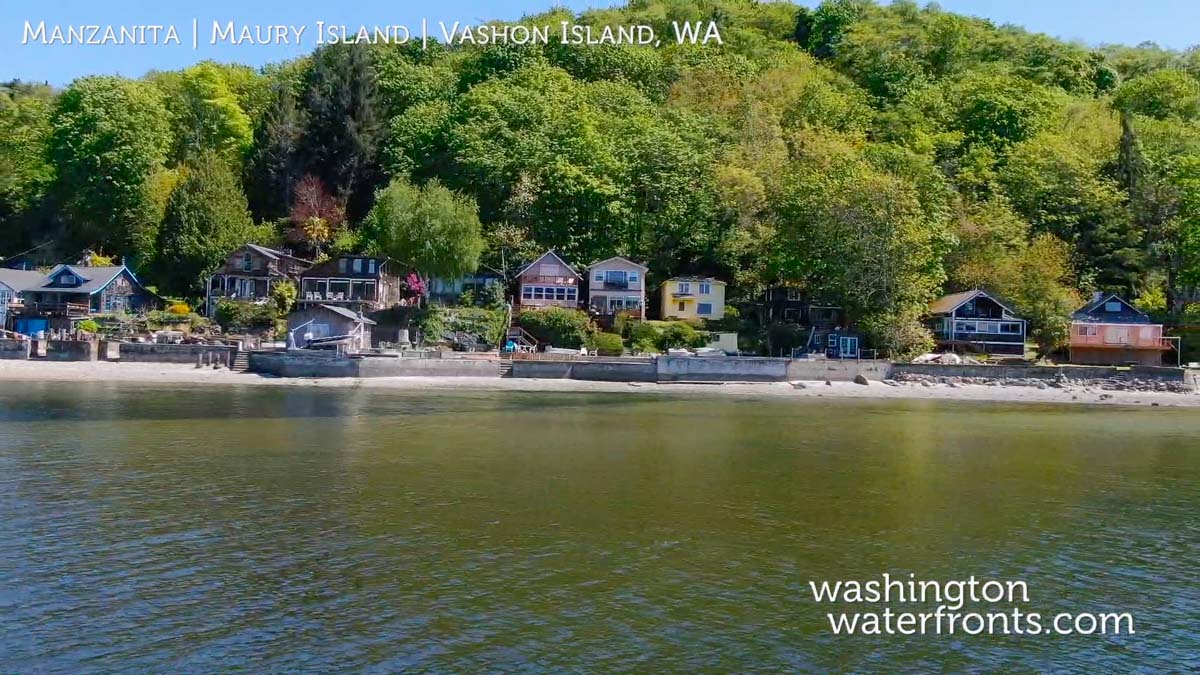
[[157, 62, 254, 164], [300, 43, 384, 220], [47, 76, 172, 256], [155, 152, 271, 295], [362, 177, 485, 280], [1112, 70, 1200, 121]]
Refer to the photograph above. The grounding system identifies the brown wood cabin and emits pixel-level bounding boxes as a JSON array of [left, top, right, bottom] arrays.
[[516, 250, 581, 312], [297, 255, 402, 314], [206, 244, 313, 317]]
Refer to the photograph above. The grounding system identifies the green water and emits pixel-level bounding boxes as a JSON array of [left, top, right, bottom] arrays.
[[1, 382, 1196, 671]]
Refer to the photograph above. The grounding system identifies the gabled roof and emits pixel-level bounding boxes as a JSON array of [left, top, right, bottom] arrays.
[[928, 289, 1017, 317], [586, 256, 648, 272], [244, 243, 313, 264], [41, 265, 129, 295], [0, 268, 47, 292], [1072, 293, 1150, 324], [518, 250, 580, 278], [659, 276, 726, 287], [302, 255, 389, 279], [318, 304, 377, 325]]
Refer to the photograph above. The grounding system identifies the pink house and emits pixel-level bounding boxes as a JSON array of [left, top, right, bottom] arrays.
[[517, 251, 581, 311]]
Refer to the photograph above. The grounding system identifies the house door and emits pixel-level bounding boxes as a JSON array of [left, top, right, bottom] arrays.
[[839, 336, 859, 359]]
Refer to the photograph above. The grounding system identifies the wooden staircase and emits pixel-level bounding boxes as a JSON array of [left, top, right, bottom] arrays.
[[231, 350, 250, 373], [499, 359, 514, 377]]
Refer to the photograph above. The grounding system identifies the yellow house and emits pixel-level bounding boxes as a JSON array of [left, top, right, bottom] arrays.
[[659, 277, 726, 320]]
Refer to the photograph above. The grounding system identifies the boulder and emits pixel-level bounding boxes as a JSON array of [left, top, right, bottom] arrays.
[[853, 374, 870, 386]]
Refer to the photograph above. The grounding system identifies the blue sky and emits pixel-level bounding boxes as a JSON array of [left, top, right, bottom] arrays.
[[4, 0, 1198, 85]]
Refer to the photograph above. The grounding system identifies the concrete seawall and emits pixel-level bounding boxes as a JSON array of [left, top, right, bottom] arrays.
[[891, 362, 1191, 384], [511, 359, 657, 382], [0, 339, 31, 360], [113, 343, 237, 365], [35, 340, 99, 362], [249, 351, 500, 378]]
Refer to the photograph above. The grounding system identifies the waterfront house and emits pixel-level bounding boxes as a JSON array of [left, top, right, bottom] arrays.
[[586, 256, 647, 319], [1069, 293, 1177, 366], [3, 263, 160, 335], [761, 286, 845, 325], [206, 244, 312, 317], [0, 268, 46, 331], [659, 277, 726, 321], [297, 255, 403, 313], [287, 304, 375, 353], [428, 271, 505, 305], [516, 250, 581, 311], [928, 289, 1026, 356]]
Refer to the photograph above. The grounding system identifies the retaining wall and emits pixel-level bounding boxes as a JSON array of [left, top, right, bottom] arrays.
[[0, 339, 30, 360], [891, 362, 1189, 383], [511, 359, 657, 382], [249, 351, 500, 378], [786, 359, 893, 382], [40, 340, 98, 362], [114, 343, 237, 365], [657, 355, 790, 382]]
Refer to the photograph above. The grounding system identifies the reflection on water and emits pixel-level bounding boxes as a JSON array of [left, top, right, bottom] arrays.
[[1, 383, 1197, 671]]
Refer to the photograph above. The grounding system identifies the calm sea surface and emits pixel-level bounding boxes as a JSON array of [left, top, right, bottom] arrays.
[[0, 382, 1197, 672]]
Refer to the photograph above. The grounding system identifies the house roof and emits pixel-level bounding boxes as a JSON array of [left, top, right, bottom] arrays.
[[319, 304, 377, 325], [1071, 293, 1150, 324], [518, 250, 580, 278], [0, 268, 48, 292], [659, 276, 726, 287], [302, 255, 388, 279], [586, 256, 648, 272], [928, 289, 1018, 317], [245, 243, 312, 264], [41, 265, 128, 295]]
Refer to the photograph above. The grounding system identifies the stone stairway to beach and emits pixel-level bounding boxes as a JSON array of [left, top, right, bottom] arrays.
[[231, 350, 250, 373]]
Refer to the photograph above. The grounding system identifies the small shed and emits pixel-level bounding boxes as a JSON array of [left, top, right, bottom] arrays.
[[287, 304, 376, 353]]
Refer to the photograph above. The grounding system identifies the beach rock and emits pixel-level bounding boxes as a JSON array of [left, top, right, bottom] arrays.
[[853, 374, 870, 386], [791, 381, 807, 389], [825, 380, 832, 386]]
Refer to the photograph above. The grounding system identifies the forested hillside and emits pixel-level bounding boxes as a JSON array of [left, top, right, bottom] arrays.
[[4, 0, 1200, 355]]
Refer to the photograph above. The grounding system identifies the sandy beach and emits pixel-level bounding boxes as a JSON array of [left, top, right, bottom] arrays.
[[0, 360, 1196, 407]]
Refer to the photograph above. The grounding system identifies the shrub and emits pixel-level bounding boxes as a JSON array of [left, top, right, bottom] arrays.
[[166, 302, 191, 315], [271, 280, 298, 315], [215, 300, 276, 333], [657, 322, 710, 350], [589, 332, 625, 356], [516, 306, 594, 348], [77, 319, 101, 334]]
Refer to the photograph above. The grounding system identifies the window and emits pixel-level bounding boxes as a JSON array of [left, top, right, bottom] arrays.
[[368, 260, 377, 274], [555, 287, 566, 300], [786, 288, 803, 301], [628, 272, 638, 283], [698, 303, 713, 315], [699, 282, 711, 295], [677, 301, 686, 312], [242, 252, 253, 272], [959, 322, 977, 333], [353, 258, 363, 274], [566, 288, 577, 301], [1000, 323, 1021, 334], [522, 286, 533, 299], [1079, 324, 1098, 336], [828, 334, 838, 347], [595, 272, 604, 282], [60, 274, 76, 286], [678, 282, 691, 294], [1104, 301, 1121, 313], [338, 258, 348, 274], [533, 287, 545, 300], [604, 271, 627, 285]]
